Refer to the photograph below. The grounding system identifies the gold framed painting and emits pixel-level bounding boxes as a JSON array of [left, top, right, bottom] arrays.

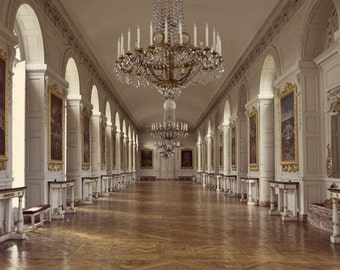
[[181, 148, 193, 169], [0, 49, 8, 170], [219, 132, 223, 169], [280, 83, 298, 172], [48, 84, 64, 171], [141, 148, 153, 169], [248, 107, 258, 171], [100, 120, 106, 170], [231, 120, 237, 171], [82, 107, 91, 170]]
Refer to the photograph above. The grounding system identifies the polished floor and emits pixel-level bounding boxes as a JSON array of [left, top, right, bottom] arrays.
[[0, 181, 339, 270]]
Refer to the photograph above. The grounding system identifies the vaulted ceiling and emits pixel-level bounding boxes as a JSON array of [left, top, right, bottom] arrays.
[[58, 0, 280, 131]]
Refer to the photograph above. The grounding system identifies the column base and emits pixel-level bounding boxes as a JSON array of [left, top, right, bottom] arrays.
[[269, 209, 281, 216], [247, 201, 257, 206], [81, 200, 93, 205], [52, 212, 65, 220], [216, 188, 221, 192], [281, 215, 298, 222], [330, 235, 340, 244], [65, 208, 76, 214]]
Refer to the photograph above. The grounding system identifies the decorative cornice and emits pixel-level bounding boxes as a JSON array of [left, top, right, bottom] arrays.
[[34, 0, 137, 128], [194, 0, 302, 131]]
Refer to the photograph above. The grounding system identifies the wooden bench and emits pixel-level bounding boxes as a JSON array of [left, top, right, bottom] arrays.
[[140, 176, 157, 181], [23, 204, 51, 231]]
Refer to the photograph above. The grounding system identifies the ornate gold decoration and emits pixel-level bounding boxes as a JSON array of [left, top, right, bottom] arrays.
[[82, 106, 91, 171], [279, 83, 299, 172], [326, 144, 333, 178], [0, 49, 8, 171], [230, 120, 237, 171], [48, 84, 64, 171], [248, 107, 259, 171]]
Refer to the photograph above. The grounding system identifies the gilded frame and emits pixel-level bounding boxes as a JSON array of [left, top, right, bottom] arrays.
[[219, 131, 223, 169], [141, 148, 153, 169], [0, 49, 8, 170], [100, 119, 106, 170], [248, 107, 258, 171], [48, 84, 64, 171], [181, 148, 193, 169], [231, 120, 237, 171], [82, 107, 91, 170], [112, 127, 116, 170], [280, 83, 298, 172]]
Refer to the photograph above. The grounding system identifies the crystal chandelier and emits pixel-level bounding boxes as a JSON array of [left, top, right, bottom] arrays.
[[114, 0, 224, 99], [151, 99, 188, 140]]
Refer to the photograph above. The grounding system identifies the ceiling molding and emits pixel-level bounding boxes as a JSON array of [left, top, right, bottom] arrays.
[[193, 0, 302, 131], [35, 0, 137, 128]]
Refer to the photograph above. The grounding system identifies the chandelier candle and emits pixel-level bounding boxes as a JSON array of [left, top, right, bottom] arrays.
[[114, 0, 224, 100]]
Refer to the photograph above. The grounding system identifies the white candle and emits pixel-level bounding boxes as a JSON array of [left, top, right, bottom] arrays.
[[117, 38, 120, 58], [193, 23, 197, 47], [120, 33, 124, 55], [165, 18, 168, 43], [150, 21, 153, 45], [128, 28, 131, 52], [179, 22, 183, 45], [137, 25, 140, 48], [213, 28, 216, 51], [205, 23, 209, 47]]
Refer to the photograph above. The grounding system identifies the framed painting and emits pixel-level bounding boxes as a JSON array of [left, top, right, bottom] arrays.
[[231, 120, 237, 171], [48, 84, 64, 171], [0, 49, 8, 170], [100, 120, 106, 170], [82, 107, 91, 170], [219, 131, 223, 169], [112, 128, 116, 169], [248, 107, 258, 171], [181, 148, 193, 169], [141, 148, 153, 169], [280, 83, 298, 172]]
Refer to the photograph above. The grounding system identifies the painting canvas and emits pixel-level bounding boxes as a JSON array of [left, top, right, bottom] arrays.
[[141, 149, 153, 168], [219, 133, 223, 169], [280, 83, 298, 172], [181, 149, 193, 169], [231, 122, 237, 170], [0, 52, 7, 165], [101, 124, 105, 169], [83, 110, 90, 166], [112, 129, 116, 169], [249, 108, 258, 171], [48, 85, 64, 171]]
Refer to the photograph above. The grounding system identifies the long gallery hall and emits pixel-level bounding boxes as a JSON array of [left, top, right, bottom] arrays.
[[1, 180, 338, 270]]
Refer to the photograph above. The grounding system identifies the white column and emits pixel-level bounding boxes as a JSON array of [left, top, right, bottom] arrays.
[[105, 123, 113, 173], [258, 97, 274, 206], [116, 131, 122, 172], [197, 141, 202, 172], [331, 197, 340, 244], [91, 111, 101, 175], [17, 196, 24, 233], [206, 135, 212, 173], [222, 124, 230, 175], [67, 97, 82, 203]]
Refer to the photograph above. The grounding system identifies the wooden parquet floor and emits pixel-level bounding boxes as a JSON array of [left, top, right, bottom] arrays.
[[0, 181, 339, 269]]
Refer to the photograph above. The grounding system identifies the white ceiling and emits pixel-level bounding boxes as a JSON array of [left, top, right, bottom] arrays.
[[59, 0, 280, 131]]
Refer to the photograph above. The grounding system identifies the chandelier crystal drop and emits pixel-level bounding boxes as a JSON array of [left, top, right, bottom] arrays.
[[114, 0, 224, 99], [151, 99, 189, 140]]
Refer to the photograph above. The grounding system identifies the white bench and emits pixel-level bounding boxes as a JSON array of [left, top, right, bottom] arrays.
[[23, 204, 51, 231]]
